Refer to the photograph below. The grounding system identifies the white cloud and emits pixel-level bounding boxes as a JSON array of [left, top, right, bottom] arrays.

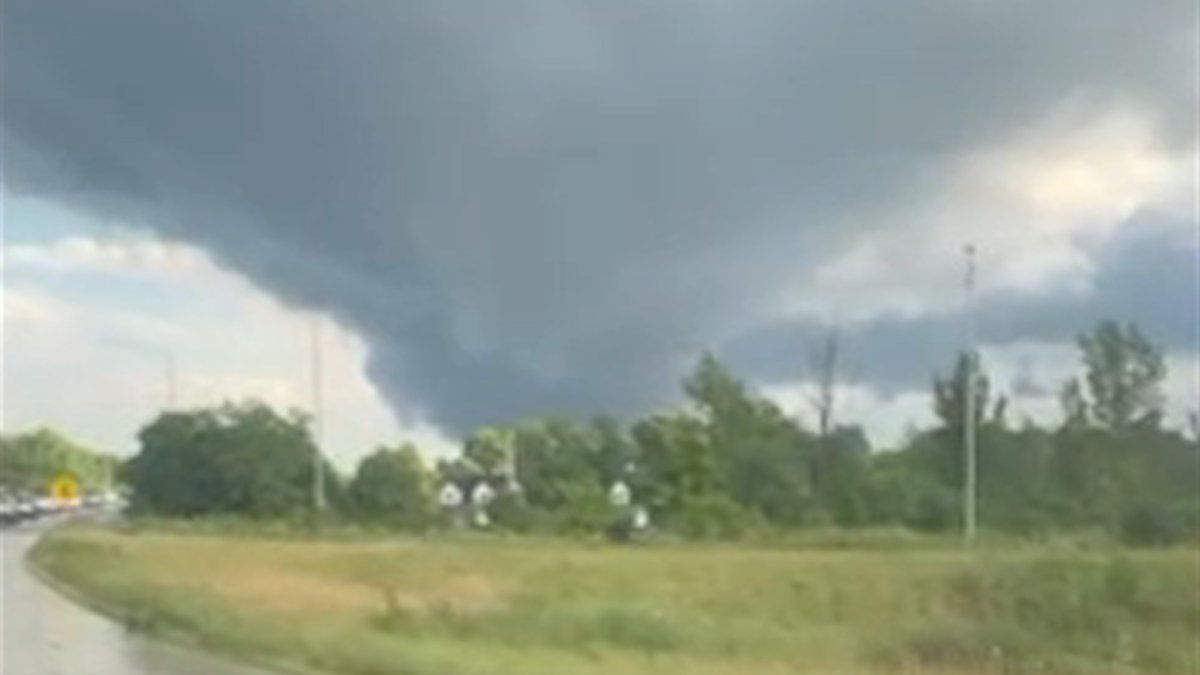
[[2, 233, 459, 468], [759, 339, 1199, 449], [1, 287, 69, 326], [978, 341, 1196, 431], [786, 108, 1193, 324], [977, 341, 1078, 427], [761, 380, 935, 450], [1161, 352, 1199, 431], [970, 108, 1186, 226], [5, 235, 212, 277]]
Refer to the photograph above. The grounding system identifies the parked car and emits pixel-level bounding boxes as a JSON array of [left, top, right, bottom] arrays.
[[16, 496, 38, 520], [0, 496, 17, 525], [35, 496, 59, 515]]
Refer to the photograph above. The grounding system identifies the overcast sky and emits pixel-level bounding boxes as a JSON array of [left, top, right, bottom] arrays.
[[3, 1, 1197, 466]]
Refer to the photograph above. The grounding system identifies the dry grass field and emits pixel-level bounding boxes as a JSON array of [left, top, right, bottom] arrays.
[[31, 523, 1199, 675]]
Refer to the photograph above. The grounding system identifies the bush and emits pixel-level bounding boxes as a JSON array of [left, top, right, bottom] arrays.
[[127, 403, 322, 518], [665, 493, 748, 539], [907, 481, 958, 532], [551, 483, 612, 534], [1118, 503, 1188, 547], [881, 554, 1192, 673], [488, 491, 543, 533], [348, 445, 432, 530]]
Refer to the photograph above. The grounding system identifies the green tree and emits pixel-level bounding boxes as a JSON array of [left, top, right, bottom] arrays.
[[682, 353, 816, 526], [811, 425, 869, 526], [868, 431, 961, 531], [0, 428, 118, 492], [127, 401, 326, 518], [463, 426, 518, 480], [348, 443, 432, 529], [591, 415, 638, 485], [684, 353, 758, 427], [509, 418, 603, 512], [1059, 378, 1090, 429], [436, 456, 483, 488], [633, 412, 745, 537], [921, 353, 1003, 489], [444, 417, 622, 533], [932, 352, 992, 432], [1078, 320, 1166, 431], [975, 424, 1056, 533], [479, 418, 619, 533]]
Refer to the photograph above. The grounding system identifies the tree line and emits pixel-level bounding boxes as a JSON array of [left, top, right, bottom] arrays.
[[0, 428, 119, 493], [121, 320, 1198, 545]]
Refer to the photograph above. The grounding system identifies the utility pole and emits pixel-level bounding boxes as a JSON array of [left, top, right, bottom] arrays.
[[807, 326, 840, 500], [962, 244, 978, 545], [310, 316, 327, 513], [810, 326, 840, 439], [164, 351, 177, 409]]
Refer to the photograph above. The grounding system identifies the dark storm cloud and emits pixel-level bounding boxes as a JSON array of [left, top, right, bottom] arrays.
[[725, 217, 1199, 392], [3, 0, 1195, 430]]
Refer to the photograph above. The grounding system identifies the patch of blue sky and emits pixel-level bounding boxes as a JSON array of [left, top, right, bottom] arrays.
[[6, 264, 197, 318], [2, 193, 123, 242]]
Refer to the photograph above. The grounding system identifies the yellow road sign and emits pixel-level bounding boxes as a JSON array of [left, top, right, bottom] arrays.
[[50, 474, 79, 501]]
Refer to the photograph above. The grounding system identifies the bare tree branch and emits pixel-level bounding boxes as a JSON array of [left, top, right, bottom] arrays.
[[808, 327, 840, 438]]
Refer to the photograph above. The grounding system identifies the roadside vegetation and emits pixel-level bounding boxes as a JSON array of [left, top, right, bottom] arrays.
[[0, 427, 118, 493], [33, 524, 1199, 675]]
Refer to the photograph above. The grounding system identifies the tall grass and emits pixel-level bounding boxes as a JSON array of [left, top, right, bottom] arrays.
[[874, 555, 1199, 673], [31, 523, 1199, 674]]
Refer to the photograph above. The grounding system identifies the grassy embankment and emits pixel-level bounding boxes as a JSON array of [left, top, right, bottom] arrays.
[[30, 523, 1199, 675]]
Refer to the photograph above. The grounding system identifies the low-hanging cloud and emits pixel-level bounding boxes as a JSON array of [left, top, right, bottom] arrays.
[[724, 215, 1199, 393], [4, 0, 1195, 431]]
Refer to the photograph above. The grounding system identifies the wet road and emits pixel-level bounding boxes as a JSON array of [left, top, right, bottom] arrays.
[[1, 521, 274, 675]]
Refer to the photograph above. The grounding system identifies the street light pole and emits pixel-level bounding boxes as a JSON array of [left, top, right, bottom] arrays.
[[164, 350, 177, 409], [310, 316, 327, 513], [963, 244, 978, 545]]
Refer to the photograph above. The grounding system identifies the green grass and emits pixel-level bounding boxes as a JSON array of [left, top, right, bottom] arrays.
[[30, 523, 1199, 674]]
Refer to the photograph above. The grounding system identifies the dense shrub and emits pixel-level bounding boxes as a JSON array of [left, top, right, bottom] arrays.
[[1119, 503, 1189, 547]]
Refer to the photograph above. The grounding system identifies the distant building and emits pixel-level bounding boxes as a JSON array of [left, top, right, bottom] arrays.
[[609, 480, 631, 507], [470, 481, 495, 507], [439, 482, 463, 509], [633, 506, 650, 531]]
